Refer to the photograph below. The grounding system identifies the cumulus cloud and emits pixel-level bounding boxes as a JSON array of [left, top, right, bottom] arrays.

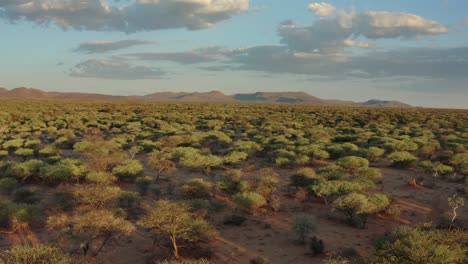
[[308, 2, 336, 17], [69, 58, 165, 79], [279, 3, 448, 53], [75, 39, 156, 53], [0, 0, 249, 33], [353, 11, 448, 39]]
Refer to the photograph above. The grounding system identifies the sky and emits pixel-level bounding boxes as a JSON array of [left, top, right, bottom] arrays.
[[0, 0, 468, 108]]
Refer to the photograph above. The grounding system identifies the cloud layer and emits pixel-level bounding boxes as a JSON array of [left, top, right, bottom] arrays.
[[0, 0, 249, 32], [66, 2, 465, 86], [69, 59, 165, 80], [75, 39, 156, 53]]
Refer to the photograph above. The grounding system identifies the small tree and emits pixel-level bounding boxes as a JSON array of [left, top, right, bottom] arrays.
[[148, 150, 176, 182], [332, 193, 390, 228], [47, 209, 135, 258], [138, 200, 217, 259], [74, 139, 127, 172], [448, 194, 465, 223], [128, 146, 143, 159], [292, 215, 317, 244]]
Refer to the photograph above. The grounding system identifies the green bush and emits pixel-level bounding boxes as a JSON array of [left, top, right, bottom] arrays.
[[0, 178, 19, 194], [292, 215, 317, 244], [181, 178, 212, 199], [14, 188, 39, 204], [118, 191, 141, 209], [234, 192, 267, 213], [388, 151, 418, 168], [336, 156, 369, 174], [290, 167, 319, 188], [112, 159, 144, 181], [217, 170, 250, 194], [14, 148, 34, 158], [0, 200, 39, 230], [39, 159, 86, 185], [3, 139, 24, 149], [309, 236, 324, 254], [135, 176, 153, 195], [372, 225, 467, 264], [0, 244, 71, 264], [85, 171, 116, 184], [5, 160, 43, 182], [367, 147, 385, 162]]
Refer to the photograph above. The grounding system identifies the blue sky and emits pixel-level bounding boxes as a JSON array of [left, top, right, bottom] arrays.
[[0, 0, 467, 108]]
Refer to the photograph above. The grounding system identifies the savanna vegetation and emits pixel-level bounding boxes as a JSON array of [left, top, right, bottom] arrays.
[[0, 100, 466, 263]]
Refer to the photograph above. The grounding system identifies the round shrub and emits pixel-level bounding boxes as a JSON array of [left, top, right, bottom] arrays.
[[112, 159, 144, 181], [0, 178, 19, 194], [388, 151, 418, 168], [181, 178, 212, 199], [0, 244, 71, 264], [290, 167, 319, 188], [85, 171, 117, 184], [136, 176, 153, 195], [233, 192, 267, 213]]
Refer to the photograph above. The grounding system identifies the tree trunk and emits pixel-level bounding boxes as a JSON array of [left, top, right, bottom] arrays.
[[170, 236, 179, 259], [93, 234, 111, 257], [451, 207, 458, 223], [156, 169, 162, 183]]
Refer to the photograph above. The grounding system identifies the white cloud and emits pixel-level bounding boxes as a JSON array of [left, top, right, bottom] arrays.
[[0, 0, 249, 32], [69, 58, 165, 79], [75, 40, 157, 53], [343, 39, 372, 49], [353, 11, 448, 39], [308, 2, 336, 17], [278, 7, 447, 53]]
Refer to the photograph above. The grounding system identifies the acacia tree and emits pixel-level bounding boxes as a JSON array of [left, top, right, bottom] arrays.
[[148, 150, 176, 182], [138, 200, 217, 259], [332, 192, 390, 228], [448, 194, 465, 223], [74, 139, 127, 172], [46, 209, 135, 259]]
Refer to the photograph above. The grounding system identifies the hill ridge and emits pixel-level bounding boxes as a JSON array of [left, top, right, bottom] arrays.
[[0, 87, 412, 108]]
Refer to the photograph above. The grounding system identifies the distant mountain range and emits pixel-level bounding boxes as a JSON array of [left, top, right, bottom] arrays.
[[0, 87, 412, 108]]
